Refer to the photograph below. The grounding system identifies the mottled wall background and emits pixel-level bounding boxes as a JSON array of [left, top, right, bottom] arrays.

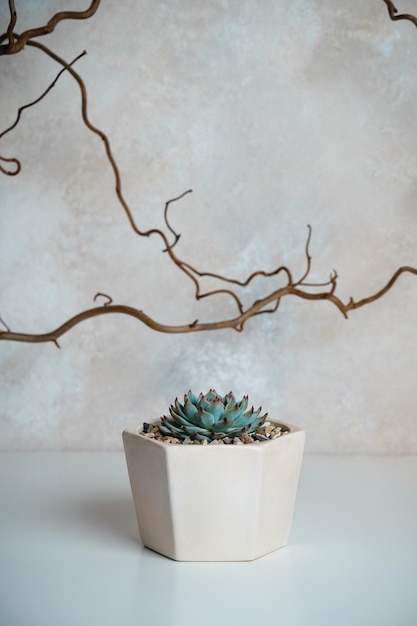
[[1, 0, 417, 452]]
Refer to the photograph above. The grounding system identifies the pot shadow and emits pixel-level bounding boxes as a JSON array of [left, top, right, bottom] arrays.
[[70, 494, 141, 547]]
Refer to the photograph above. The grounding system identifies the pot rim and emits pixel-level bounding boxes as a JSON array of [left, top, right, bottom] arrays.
[[123, 417, 303, 450]]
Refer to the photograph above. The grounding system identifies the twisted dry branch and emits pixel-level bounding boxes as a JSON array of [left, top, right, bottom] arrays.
[[22, 39, 298, 317], [0, 49, 86, 173], [382, 0, 417, 27], [1, 265, 417, 345], [1, 0, 417, 346], [0, 0, 101, 54]]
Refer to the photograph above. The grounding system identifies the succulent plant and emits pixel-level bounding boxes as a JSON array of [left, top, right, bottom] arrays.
[[159, 389, 267, 441]]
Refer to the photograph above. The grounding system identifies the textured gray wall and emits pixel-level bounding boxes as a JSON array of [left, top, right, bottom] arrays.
[[1, 0, 417, 452]]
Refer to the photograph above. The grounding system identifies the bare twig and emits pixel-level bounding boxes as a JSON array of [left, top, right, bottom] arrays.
[[94, 293, 113, 306], [0, 0, 101, 55], [0, 155, 20, 175], [162, 189, 192, 249], [24, 40, 297, 317], [382, 0, 417, 27], [0, 316, 11, 332], [1, 265, 417, 345], [5, 0, 17, 53], [0, 50, 86, 142], [295, 225, 313, 286], [0, 50, 86, 175], [1, 0, 417, 346]]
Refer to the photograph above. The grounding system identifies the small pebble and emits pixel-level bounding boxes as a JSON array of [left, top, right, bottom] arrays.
[[241, 434, 254, 444], [253, 433, 269, 442], [140, 422, 290, 445]]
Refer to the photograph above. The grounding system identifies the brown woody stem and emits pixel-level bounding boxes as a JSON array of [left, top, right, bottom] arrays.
[[0, 1, 417, 346], [382, 0, 417, 27], [1, 266, 416, 345], [0, 0, 101, 54]]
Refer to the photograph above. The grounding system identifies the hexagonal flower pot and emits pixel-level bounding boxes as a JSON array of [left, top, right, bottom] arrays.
[[123, 419, 305, 561]]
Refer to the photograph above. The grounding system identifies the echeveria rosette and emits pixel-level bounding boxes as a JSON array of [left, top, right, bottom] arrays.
[[160, 389, 268, 441]]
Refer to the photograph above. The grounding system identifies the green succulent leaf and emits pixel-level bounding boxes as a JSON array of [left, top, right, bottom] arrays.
[[186, 391, 199, 405], [205, 399, 225, 422], [205, 389, 222, 402], [182, 398, 200, 424], [160, 389, 268, 441], [197, 407, 216, 429]]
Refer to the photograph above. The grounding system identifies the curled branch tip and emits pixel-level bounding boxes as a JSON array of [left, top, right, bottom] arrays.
[[0, 156, 21, 176], [163, 189, 193, 250], [94, 293, 113, 307]]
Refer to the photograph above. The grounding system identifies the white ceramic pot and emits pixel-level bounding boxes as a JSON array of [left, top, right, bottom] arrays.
[[123, 419, 305, 561]]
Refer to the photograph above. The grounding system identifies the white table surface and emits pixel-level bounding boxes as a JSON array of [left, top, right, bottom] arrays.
[[0, 452, 416, 626]]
